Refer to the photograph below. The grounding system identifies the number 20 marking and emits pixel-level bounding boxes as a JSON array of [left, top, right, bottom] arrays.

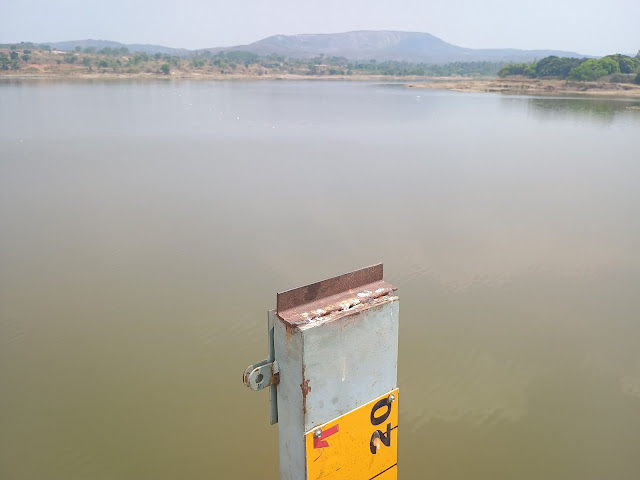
[[369, 396, 393, 454]]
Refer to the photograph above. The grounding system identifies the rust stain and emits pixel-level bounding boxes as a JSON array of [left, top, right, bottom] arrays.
[[301, 365, 311, 415], [280, 283, 396, 326], [301, 378, 311, 395]]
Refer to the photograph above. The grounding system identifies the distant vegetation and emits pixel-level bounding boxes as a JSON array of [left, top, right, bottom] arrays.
[[342, 60, 506, 77], [3, 42, 639, 85], [498, 53, 640, 83], [0, 42, 181, 74], [1, 42, 510, 78]]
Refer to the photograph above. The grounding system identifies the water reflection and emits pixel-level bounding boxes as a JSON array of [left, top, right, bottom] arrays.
[[524, 96, 640, 123]]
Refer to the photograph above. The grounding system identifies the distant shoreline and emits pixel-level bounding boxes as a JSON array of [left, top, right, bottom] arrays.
[[0, 71, 429, 82], [408, 78, 640, 99], [3, 72, 640, 100]]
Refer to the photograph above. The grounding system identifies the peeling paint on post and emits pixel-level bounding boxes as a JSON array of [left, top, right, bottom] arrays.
[[244, 264, 399, 479]]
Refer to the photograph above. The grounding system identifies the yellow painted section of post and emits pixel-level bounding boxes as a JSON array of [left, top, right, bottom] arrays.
[[305, 389, 399, 480]]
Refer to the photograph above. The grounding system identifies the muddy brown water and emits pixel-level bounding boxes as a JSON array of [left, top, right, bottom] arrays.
[[1, 79, 640, 480]]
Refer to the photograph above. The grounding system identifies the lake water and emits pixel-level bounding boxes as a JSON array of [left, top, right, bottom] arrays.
[[1, 79, 640, 480]]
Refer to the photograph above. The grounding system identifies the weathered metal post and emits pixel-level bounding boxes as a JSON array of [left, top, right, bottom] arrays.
[[244, 264, 399, 479]]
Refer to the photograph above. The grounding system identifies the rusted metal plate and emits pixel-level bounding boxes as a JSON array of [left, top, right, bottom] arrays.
[[277, 264, 397, 326], [305, 389, 399, 480]]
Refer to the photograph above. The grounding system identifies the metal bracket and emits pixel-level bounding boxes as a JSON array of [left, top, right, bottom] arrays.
[[244, 359, 280, 391], [243, 310, 279, 424]]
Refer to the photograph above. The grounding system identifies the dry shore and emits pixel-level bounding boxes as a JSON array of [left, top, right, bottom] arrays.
[[408, 78, 640, 98]]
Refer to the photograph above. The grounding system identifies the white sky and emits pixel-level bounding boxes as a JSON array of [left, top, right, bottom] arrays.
[[2, 0, 638, 56]]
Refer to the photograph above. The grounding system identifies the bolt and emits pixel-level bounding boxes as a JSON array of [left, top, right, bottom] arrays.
[[314, 428, 322, 438], [389, 394, 396, 403]]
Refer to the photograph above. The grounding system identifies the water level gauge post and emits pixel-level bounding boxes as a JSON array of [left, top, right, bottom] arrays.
[[243, 263, 400, 480]]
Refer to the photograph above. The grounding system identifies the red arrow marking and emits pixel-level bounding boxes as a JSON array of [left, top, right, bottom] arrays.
[[313, 424, 339, 449]]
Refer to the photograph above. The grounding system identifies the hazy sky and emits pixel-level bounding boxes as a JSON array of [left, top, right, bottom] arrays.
[[2, 0, 638, 56]]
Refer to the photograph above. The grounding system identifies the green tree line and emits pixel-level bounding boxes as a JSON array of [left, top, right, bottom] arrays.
[[498, 53, 640, 83]]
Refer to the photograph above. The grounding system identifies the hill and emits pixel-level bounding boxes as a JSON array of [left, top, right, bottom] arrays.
[[200, 31, 587, 64], [41, 31, 589, 64]]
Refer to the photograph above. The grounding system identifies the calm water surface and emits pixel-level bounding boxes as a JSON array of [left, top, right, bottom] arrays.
[[1, 80, 640, 480]]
